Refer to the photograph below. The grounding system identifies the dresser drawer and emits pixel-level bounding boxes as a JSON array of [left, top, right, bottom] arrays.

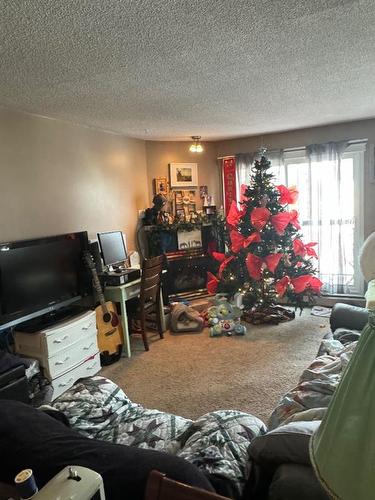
[[51, 353, 101, 400], [124, 282, 140, 300], [43, 311, 96, 356], [14, 310, 97, 360], [43, 333, 98, 380]]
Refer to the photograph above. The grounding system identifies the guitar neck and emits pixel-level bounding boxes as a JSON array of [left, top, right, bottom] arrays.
[[84, 252, 109, 315]]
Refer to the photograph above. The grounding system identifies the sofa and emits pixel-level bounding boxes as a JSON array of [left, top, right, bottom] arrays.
[[244, 302, 368, 500], [0, 303, 368, 500]]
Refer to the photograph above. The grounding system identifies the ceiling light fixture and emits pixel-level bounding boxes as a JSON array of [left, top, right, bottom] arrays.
[[189, 136, 203, 153]]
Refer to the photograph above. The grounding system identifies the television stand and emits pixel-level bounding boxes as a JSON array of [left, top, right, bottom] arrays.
[[14, 309, 100, 400]]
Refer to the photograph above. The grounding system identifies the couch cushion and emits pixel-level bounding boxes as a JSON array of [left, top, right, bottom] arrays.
[[268, 463, 329, 500], [249, 420, 320, 466]]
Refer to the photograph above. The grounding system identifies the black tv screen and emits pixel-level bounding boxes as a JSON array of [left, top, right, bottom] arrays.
[[0, 232, 90, 330]]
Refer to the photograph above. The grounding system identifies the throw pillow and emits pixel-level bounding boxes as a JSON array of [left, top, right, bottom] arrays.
[[249, 420, 321, 466]]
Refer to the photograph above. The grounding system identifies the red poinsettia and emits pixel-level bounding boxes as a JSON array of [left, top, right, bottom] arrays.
[[277, 185, 299, 205], [251, 207, 271, 230], [293, 240, 318, 259]]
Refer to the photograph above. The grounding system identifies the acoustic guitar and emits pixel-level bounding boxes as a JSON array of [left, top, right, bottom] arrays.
[[83, 251, 124, 365]]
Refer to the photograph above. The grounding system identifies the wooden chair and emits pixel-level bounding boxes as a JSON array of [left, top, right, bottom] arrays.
[[138, 254, 165, 351], [144, 470, 230, 500]]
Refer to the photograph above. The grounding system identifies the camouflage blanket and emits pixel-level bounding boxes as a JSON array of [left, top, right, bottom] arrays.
[[52, 376, 266, 498], [268, 328, 359, 430]]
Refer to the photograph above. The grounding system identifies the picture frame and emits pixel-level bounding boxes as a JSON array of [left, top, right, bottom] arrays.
[[169, 163, 198, 187], [177, 229, 202, 250], [154, 176, 169, 195]]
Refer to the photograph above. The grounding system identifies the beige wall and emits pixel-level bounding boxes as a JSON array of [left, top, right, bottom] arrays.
[[2, 108, 374, 249], [0, 109, 149, 250], [145, 141, 222, 210], [217, 118, 375, 238]]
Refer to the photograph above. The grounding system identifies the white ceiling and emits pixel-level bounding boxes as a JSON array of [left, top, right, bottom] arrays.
[[1, 0, 375, 141]]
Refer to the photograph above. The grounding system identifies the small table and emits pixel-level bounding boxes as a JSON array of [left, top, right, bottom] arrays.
[[104, 279, 166, 358]]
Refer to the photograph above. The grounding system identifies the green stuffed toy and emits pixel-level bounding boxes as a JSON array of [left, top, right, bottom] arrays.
[[208, 294, 246, 337]]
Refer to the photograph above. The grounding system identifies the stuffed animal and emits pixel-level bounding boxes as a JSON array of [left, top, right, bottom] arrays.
[[207, 294, 246, 337]]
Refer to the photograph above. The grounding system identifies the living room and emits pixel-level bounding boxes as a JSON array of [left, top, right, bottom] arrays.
[[1, 2, 374, 500]]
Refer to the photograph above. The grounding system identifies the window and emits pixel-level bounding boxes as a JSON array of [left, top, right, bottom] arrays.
[[233, 143, 365, 296], [268, 144, 365, 296]]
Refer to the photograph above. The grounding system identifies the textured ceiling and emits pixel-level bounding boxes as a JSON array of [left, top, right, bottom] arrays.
[[1, 0, 375, 140]]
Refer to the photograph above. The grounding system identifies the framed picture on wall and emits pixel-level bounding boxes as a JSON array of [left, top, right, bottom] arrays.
[[154, 176, 169, 195], [169, 163, 198, 187]]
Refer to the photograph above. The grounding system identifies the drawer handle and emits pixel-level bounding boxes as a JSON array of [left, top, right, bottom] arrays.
[[53, 335, 69, 344], [55, 356, 70, 365], [58, 377, 74, 387], [82, 322, 93, 331], [83, 342, 94, 351]]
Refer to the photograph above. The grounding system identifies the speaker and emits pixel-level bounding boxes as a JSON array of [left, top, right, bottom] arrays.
[[88, 240, 104, 274]]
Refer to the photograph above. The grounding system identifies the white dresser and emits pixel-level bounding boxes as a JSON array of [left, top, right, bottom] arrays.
[[14, 310, 100, 400]]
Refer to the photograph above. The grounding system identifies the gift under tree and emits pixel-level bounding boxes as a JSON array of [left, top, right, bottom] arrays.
[[207, 153, 323, 323]]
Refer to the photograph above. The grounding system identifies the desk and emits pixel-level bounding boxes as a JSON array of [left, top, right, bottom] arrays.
[[104, 279, 166, 357]]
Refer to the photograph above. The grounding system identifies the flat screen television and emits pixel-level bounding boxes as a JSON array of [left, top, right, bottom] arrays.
[[97, 231, 128, 267], [0, 231, 91, 331]]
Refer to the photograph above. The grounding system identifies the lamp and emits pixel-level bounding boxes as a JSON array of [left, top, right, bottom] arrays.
[[310, 308, 375, 499], [189, 136, 203, 153]]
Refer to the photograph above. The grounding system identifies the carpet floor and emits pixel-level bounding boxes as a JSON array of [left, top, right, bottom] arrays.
[[101, 309, 329, 425]]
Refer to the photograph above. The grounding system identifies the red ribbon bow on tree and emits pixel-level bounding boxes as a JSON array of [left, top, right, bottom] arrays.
[[230, 230, 262, 253], [289, 209, 301, 230], [246, 253, 284, 280], [227, 201, 245, 227], [270, 210, 301, 235], [275, 276, 291, 297], [293, 239, 318, 259], [270, 212, 292, 235], [240, 184, 249, 202], [277, 185, 299, 205], [212, 252, 235, 278], [275, 274, 323, 297], [206, 272, 219, 295], [291, 275, 323, 294], [250, 207, 271, 230]]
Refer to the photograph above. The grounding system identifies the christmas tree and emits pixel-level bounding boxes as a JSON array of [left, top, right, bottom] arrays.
[[207, 153, 323, 323]]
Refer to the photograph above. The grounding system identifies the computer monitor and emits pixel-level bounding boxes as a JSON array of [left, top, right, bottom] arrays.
[[97, 231, 128, 268]]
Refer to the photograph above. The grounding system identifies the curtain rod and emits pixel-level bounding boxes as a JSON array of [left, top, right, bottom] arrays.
[[216, 139, 368, 160]]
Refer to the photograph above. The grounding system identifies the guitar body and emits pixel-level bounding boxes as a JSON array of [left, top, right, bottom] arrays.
[[83, 251, 124, 366], [95, 301, 124, 359]]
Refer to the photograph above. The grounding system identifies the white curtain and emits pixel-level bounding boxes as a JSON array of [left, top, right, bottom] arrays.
[[235, 141, 358, 295], [235, 150, 284, 197], [304, 141, 352, 295]]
